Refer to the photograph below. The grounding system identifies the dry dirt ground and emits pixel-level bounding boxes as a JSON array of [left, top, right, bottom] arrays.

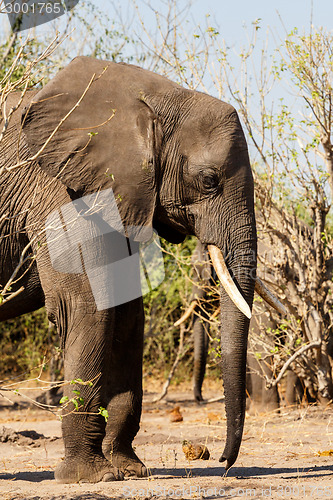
[[0, 381, 332, 500]]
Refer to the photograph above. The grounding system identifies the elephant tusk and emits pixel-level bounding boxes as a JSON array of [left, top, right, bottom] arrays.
[[174, 300, 198, 327], [254, 277, 287, 316], [208, 245, 252, 319]]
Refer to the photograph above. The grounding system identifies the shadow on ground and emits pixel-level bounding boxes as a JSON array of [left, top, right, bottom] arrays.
[[0, 470, 54, 482], [151, 464, 333, 479], [2, 464, 332, 483]]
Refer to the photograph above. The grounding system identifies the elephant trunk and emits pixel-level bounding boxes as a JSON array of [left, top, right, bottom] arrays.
[[219, 303, 251, 468], [209, 242, 256, 469]]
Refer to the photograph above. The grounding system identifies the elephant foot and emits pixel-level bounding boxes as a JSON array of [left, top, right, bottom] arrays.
[[194, 389, 204, 403], [55, 455, 124, 483], [105, 446, 147, 477]]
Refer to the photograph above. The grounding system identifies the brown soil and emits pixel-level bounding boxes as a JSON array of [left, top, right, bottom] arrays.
[[0, 382, 332, 500]]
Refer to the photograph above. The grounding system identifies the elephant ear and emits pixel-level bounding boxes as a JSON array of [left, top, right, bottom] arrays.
[[22, 57, 163, 241]]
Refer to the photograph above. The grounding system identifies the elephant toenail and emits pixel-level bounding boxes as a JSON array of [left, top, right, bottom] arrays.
[[102, 472, 119, 482]]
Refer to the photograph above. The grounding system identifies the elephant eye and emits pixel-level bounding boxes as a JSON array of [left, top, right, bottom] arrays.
[[201, 172, 219, 191]]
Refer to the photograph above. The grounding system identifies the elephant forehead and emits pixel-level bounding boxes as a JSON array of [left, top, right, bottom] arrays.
[[189, 97, 238, 129], [183, 129, 248, 166], [180, 103, 247, 154]]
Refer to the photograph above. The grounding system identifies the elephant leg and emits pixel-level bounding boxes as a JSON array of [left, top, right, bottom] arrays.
[[193, 315, 209, 402], [52, 302, 122, 484], [285, 370, 304, 406], [247, 353, 279, 412], [246, 359, 263, 411], [261, 360, 280, 410], [102, 298, 147, 478]]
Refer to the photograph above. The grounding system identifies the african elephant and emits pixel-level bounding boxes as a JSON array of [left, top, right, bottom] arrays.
[[0, 56, 281, 483]]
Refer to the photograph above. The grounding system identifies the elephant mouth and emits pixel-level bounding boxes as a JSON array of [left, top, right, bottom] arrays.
[[175, 245, 286, 325]]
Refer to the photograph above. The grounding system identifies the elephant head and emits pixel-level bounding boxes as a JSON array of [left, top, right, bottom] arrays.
[[22, 57, 259, 468]]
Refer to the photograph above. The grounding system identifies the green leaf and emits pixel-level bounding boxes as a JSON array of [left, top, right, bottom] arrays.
[[98, 407, 109, 422], [59, 396, 69, 404], [71, 398, 79, 410], [71, 378, 83, 385]]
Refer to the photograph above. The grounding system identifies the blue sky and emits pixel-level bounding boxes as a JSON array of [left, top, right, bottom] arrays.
[[2, 0, 331, 43], [101, 0, 331, 51], [1, 0, 331, 59], [188, 0, 329, 36]]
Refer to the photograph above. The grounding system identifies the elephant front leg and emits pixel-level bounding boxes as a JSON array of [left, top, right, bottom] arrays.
[[56, 406, 123, 483], [102, 298, 147, 478], [54, 308, 123, 484], [103, 392, 146, 477]]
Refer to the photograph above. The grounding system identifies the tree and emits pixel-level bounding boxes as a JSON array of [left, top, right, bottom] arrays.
[[224, 27, 333, 402]]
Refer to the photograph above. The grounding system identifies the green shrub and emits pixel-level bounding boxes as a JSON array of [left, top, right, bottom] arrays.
[[0, 308, 53, 377]]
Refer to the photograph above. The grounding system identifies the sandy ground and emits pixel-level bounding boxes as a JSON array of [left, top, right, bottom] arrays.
[[0, 382, 332, 500]]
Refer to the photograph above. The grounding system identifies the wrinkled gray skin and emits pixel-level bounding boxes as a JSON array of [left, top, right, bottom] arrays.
[[0, 57, 256, 483], [190, 241, 279, 409]]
